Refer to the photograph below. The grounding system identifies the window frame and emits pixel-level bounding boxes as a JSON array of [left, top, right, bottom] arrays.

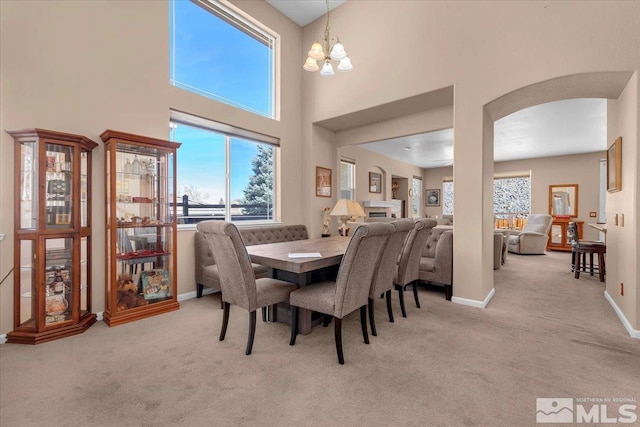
[[411, 176, 422, 218], [169, 110, 279, 228], [169, 0, 279, 119], [442, 171, 531, 217], [339, 159, 356, 200]]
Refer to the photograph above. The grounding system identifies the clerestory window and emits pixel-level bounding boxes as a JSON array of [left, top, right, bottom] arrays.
[[170, 0, 277, 119]]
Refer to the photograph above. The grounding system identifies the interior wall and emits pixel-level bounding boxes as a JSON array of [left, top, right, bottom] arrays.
[[0, 0, 303, 335], [423, 152, 606, 240], [338, 145, 424, 217], [606, 74, 639, 330], [301, 1, 639, 317]]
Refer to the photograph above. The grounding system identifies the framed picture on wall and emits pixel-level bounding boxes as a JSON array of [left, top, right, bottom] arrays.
[[426, 189, 440, 207], [369, 172, 382, 193], [606, 136, 622, 193], [316, 166, 332, 197]]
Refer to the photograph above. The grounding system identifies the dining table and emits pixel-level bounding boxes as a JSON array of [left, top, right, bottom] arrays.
[[246, 235, 351, 335]]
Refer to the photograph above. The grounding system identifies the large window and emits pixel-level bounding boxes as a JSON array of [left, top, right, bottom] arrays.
[[170, 0, 276, 118], [340, 160, 356, 200], [170, 111, 278, 225], [442, 172, 531, 221]]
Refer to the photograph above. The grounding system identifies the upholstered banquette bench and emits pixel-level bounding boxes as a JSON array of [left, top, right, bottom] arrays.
[[194, 223, 308, 298], [418, 226, 453, 300]]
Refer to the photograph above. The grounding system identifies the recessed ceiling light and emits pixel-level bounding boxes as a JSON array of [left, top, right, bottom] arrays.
[[404, 146, 411, 151]]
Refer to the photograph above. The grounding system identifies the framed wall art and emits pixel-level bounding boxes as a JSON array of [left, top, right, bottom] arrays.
[[316, 166, 332, 197], [606, 136, 622, 193], [426, 189, 440, 207], [369, 172, 382, 193]]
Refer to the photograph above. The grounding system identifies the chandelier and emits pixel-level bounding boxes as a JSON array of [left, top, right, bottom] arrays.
[[303, 0, 353, 77]]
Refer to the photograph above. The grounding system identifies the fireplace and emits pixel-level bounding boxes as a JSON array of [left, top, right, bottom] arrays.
[[369, 212, 387, 218]]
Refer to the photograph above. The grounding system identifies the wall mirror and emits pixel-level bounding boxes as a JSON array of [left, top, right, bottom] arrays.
[[549, 184, 578, 217]]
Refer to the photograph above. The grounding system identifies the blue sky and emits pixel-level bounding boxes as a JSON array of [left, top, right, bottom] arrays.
[[170, 0, 273, 203]]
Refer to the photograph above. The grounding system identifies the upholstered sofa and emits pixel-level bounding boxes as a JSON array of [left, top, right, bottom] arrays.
[[418, 226, 454, 300], [508, 214, 553, 255], [194, 224, 308, 298]]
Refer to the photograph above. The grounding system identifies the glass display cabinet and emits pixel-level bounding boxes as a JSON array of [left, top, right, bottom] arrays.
[[547, 217, 584, 251], [100, 130, 181, 326], [7, 128, 98, 344]]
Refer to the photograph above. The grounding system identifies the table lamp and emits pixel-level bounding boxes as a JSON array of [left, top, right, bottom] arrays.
[[330, 199, 366, 236]]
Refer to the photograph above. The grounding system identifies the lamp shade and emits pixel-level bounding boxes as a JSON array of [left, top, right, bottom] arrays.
[[303, 57, 319, 72], [330, 42, 347, 60], [337, 57, 353, 72], [320, 61, 335, 77], [308, 42, 325, 60], [330, 199, 365, 218]]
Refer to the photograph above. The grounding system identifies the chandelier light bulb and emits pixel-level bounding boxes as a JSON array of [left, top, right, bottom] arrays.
[[308, 42, 325, 61], [320, 61, 335, 77], [330, 42, 347, 60], [337, 56, 353, 72], [303, 57, 319, 72]]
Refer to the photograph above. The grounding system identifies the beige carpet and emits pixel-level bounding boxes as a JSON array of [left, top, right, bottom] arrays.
[[1, 251, 638, 426]]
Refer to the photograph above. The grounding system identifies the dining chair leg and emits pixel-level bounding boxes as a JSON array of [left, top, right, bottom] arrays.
[[598, 253, 605, 282], [220, 293, 224, 309], [368, 298, 377, 337], [334, 317, 344, 365], [385, 290, 394, 323], [220, 302, 230, 341], [323, 314, 331, 327], [246, 310, 257, 356], [197, 284, 204, 298], [360, 305, 369, 344], [589, 253, 595, 276], [412, 281, 421, 308], [289, 306, 298, 346], [575, 253, 581, 279], [396, 285, 407, 318], [261, 306, 267, 322]]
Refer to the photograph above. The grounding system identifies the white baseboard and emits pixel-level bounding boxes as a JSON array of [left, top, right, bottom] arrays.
[[604, 290, 640, 339], [178, 287, 219, 302], [0, 334, 6, 344], [452, 288, 495, 308]]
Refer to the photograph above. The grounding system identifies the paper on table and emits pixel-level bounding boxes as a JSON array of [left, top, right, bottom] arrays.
[[288, 252, 322, 258]]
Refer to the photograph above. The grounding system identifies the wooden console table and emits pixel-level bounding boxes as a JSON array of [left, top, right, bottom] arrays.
[[547, 217, 583, 251]]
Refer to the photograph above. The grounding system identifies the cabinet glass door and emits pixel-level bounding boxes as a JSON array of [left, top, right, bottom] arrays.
[[80, 151, 89, 227], [45, 143, 73, 229], [550, 224, 563, 245], [19, 141, 37, 230], [17, 240, 36, 329], [44, 237, 73, 326], [80, 236, 89, 316]]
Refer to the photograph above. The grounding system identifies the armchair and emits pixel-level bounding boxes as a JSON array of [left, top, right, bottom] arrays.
[[508, 214, 553, 254]]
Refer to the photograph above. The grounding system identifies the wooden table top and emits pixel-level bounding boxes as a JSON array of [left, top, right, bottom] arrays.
[[246, 236, 350, 274]]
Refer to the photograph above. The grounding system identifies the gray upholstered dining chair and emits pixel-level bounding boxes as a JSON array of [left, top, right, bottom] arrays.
[[368, 219, 414, 336], [394, 218, 438, 317], [289, 222, 393, 364], [196, 221, 298, 356]]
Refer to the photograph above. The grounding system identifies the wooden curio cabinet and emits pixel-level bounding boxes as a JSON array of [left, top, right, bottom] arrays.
[[7, 129, 98, 344], [100, 130, 181, 326], [547, 217, 584, 251]]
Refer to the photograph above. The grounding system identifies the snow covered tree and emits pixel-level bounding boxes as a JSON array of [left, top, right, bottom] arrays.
[[242, 146, 273, 218]]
